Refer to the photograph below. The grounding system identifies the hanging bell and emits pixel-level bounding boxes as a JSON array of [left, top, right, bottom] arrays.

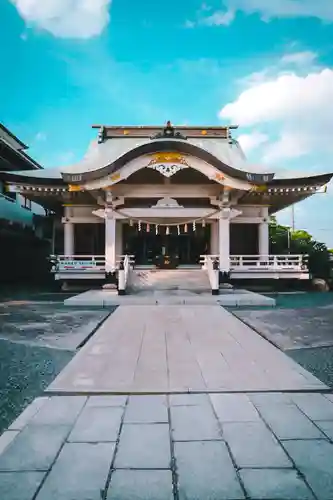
[[156, 224, 159, 235], [146, 223, 150, 232], [138, 221, 142, 231], [193, 221, 196, 231], [177, 225, 180, 235], [129, 219, 133, 227], [166, 226, 170, 235], [184, 223, 188, 233], [202, 220, 206, 228]]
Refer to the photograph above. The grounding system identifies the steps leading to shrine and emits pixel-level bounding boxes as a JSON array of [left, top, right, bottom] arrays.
[[128, 268, 211, 293]]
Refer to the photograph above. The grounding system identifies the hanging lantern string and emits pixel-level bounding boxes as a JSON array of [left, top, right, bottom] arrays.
[[114, 208, 220, 226]]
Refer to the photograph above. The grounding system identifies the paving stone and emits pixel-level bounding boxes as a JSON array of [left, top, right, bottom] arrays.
[[249, 392, 293, 407], [107, 470, 174, 499], [0, 471, 46, 500], [0, 431, 19, 455], [257, 403, 325, 440], [284, 439, 333, 500], [36, 442, 115, 500], [171, 404, 221, 441], [9, 398, 49, 431], [240, 468, 315, 500], [124, 395, 168, 423], [0, 425, 70, 471], [48, 305, 325, 394], [30, 396, 87, 426], [210, 394, 260, 423], [291, 394, 333, 421], [68, 406, 123, 443], [222, 422, 291, 468], [315, 421, 333, 441], [175, 440, 244, 500], [169, 393, 210, 406], [86, 395, 127, 407], [115, 424, 171, 468]]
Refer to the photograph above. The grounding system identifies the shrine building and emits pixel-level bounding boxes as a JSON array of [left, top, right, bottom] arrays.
[[1, 122, 332, 286]]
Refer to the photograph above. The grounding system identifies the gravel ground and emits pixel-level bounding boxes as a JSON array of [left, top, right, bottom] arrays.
[[0, 339, 73, 434], [288, 346, 333, 387], [0, 290, 115, 434], [231, 292, 333, 388]]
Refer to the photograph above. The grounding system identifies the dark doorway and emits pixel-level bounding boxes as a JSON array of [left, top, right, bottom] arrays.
[[123, 224, 210, 266]]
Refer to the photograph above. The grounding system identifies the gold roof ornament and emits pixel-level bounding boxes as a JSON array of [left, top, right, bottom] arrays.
[[68, 184, 83, 192], [149, 152, 188, 165]]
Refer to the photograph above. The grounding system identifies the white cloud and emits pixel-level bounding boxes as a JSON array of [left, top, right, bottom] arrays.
[[220, 68, 333, 165], [280, 51, 317, 67], [223, 0, 333, 22], [220, 69, 333, 126], [237, 132, 269, 153], [10, 0, 112, 39], [185, 3, 234, 27], [200, 9, 235, 26], [262, 132, 310, 163]]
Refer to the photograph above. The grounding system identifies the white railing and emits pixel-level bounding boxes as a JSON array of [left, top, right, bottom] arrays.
[[230, 254, 306, 271], [50, 254, 135, 274], [201, 255, 219, 293], [200, 254, 307, 272], [51, 255, 106, 273], [117, 254, 135, 294]]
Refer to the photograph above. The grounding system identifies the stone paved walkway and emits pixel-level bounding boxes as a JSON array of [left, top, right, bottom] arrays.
[[1, 304, 333, 499], [47, 305, 326, 394], [1, 392, 333, 499]]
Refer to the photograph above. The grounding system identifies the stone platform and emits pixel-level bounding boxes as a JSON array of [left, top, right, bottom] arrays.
[[64, 288, 276, 307], [47, 305, 323, 394]]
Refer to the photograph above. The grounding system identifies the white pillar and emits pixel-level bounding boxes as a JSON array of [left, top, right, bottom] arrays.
[[219, 215, 230, 272], [115, 221, 123, 259], [63, 206, 74, 256], [258, 221, 269, 257], [64, 223, 74, 256], [105, 209, 116, 273], [210, 221, 219, 255]]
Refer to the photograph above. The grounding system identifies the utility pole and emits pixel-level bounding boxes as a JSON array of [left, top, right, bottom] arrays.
[[291, 205, 295, 232]]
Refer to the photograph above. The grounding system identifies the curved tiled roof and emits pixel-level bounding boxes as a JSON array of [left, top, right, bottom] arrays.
[[62, 138, 275, 184], [268, 173, 333, 187]]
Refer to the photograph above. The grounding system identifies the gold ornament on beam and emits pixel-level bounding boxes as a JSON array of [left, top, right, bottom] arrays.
[[177, 225, 180, 235], [156, 224, 159, 235]]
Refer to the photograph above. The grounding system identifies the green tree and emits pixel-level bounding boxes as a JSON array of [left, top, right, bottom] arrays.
[[269, 216, 331, 280]]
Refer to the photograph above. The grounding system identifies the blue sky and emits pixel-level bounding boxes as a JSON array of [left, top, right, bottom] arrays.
[[1, 0, 333, 245]]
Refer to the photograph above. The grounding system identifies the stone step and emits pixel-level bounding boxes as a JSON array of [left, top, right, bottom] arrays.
[[128, 269, 211, 293]]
